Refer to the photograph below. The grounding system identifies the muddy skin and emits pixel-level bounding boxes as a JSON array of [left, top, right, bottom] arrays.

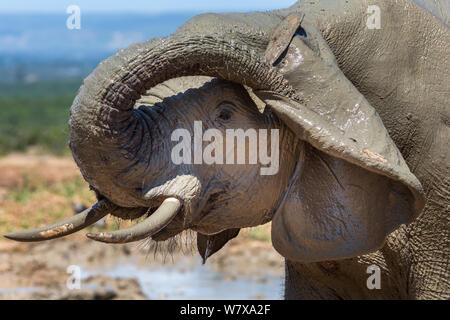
[[7, 0, 449, 299]]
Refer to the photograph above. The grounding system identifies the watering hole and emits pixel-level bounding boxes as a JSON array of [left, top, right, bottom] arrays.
[[0, 237, 285, 299], [83, 261, 283, 300], [1, 261, 283, 299]]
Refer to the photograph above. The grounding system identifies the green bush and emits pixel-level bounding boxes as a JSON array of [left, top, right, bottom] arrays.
[[0, 79, 82, 155]]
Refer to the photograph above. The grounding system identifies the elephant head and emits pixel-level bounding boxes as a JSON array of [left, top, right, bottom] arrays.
[[6, 12, 425, 263]]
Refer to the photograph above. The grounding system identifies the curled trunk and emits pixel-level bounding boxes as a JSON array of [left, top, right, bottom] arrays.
[[69, 24, 296, 204]]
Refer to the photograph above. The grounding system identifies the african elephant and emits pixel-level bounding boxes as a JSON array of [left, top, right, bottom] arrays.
[[6, 0, 449, 300]]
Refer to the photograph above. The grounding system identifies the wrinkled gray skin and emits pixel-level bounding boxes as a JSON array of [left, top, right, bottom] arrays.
[[28, 0, 450, 299]]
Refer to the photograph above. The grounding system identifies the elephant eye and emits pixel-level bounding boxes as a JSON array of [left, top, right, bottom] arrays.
[[218, 109, 232, 121], [216, 101, 235, 121]]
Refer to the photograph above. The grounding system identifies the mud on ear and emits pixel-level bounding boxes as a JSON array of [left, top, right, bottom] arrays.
[[250, 16, 424, 261], [253, 91, 424, 263], [272, 143, 419, 262]]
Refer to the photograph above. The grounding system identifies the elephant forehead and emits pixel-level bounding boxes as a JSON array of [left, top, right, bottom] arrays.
[[136, 76, 215, 106], [137, 77, 253, 109]]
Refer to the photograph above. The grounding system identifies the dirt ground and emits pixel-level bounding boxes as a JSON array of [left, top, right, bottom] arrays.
[[0, 153, 284, 300]]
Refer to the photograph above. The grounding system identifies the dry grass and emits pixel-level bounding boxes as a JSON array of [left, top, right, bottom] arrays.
[[0, 153, 95, 234]]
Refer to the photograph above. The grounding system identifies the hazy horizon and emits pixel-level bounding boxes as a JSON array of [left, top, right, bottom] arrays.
[[0, 1, 296, 83]]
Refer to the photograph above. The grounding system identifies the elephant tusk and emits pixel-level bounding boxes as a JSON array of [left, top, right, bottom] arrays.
[[86, 197, 181, 244], [4, 199, 114, 242]]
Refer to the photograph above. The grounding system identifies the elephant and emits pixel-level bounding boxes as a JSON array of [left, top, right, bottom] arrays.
[[5, 0, 449, 300]]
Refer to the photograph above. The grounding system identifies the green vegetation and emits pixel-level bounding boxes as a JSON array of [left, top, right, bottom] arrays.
[[0, 79, 83, 155]]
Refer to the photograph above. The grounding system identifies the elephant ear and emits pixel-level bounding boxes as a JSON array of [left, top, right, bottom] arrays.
[[251, 16, 425, 262], [197, 229, 240, 264]]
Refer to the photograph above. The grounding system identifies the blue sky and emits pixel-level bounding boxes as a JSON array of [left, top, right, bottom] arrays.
[[0, 0, 296, 13]]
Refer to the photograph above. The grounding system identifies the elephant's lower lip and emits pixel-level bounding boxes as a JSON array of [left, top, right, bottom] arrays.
[[151, 225, 183, 241], [149, 209, 186, 241]]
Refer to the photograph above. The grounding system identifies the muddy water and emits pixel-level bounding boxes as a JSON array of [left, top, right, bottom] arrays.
[[0, 238, 285, 300], [1, 261, 283, 299], [83, 260, 283, 299]]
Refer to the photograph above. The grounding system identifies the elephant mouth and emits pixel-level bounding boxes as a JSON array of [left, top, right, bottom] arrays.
[[150, 215, 186, 242], [143, 188, 225, 242]]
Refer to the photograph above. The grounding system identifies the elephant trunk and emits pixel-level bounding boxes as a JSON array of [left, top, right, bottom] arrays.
[[69, 25, 298, 205]]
